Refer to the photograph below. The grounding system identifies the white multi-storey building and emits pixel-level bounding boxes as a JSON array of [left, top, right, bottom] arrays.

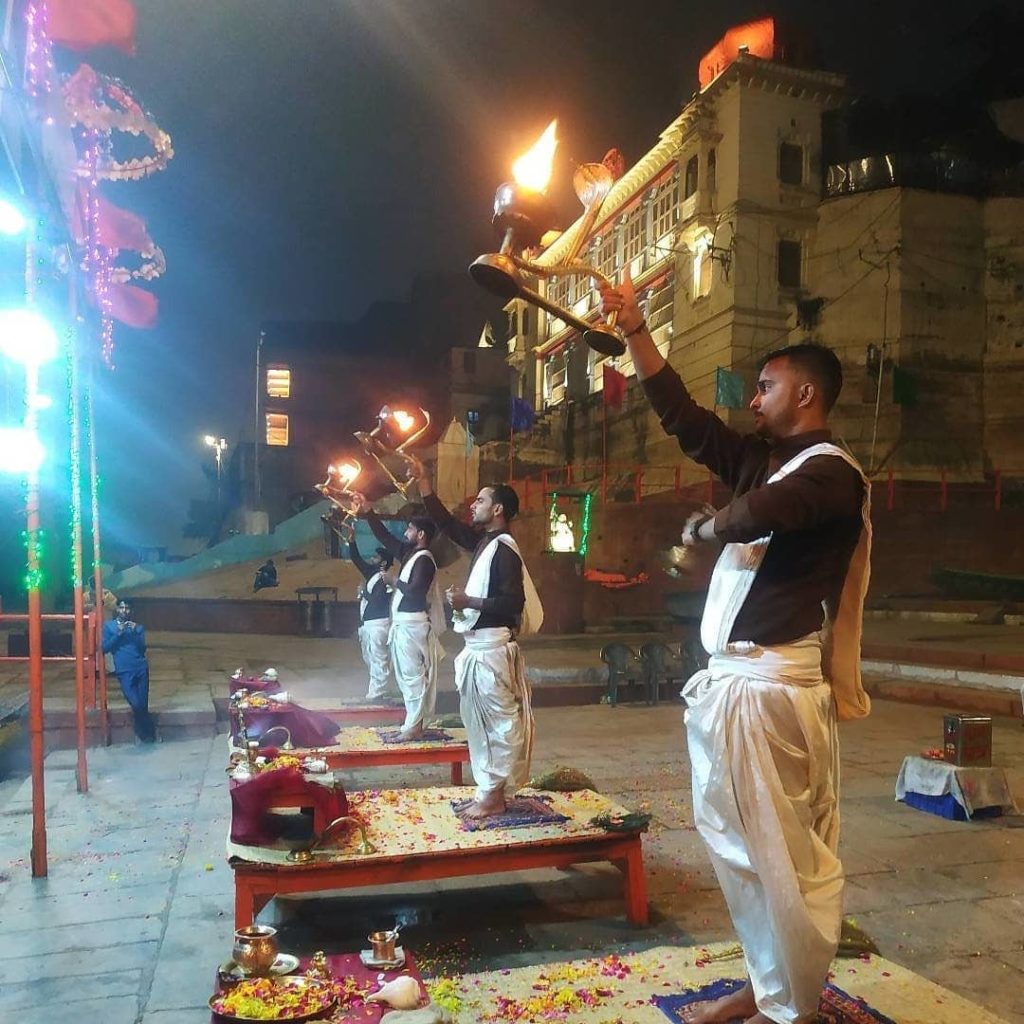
[[503, 18, 1024, 487]]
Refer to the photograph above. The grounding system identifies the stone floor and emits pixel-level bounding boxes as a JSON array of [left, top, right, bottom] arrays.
[[0, 697, 1021, 1024]]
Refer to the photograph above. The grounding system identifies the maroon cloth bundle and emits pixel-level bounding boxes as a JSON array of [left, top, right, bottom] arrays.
[[232, 703, 340, 748], [229, 766, 348, 846], [229, 675, 283, 695]]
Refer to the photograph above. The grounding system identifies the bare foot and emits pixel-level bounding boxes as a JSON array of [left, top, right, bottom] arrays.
[[463, 792, 507, 819], [680, 982, 756, 1024], [398, 725, 424, 742]]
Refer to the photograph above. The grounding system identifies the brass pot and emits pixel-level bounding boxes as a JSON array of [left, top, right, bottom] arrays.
[[368, 929, 397, 962], [232, 924, 278, 976]]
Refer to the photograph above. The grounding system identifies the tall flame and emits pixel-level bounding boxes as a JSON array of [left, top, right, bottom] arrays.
[[332, 461, 361, 486], [512, 120, 558, 194], [390, 410, 415, 434]]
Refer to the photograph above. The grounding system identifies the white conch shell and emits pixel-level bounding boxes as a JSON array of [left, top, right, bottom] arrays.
[[366, 975, 421, 1009]]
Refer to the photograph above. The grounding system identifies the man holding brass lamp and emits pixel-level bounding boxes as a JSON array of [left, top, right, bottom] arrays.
[[407, 457, 543, 819], [599, 271, 871, 1024], [356, 503, 445, 741], [348, 536, 396, 701]]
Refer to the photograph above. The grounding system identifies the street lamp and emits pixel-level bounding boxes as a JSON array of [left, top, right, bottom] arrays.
[[0, 197, 29, 237], [204, 434, 228, 502], [0, 307, 59, 879]]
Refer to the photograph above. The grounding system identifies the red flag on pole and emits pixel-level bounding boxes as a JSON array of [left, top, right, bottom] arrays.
[[49, 0, 137, 55], [108, 282, 158, 329], [96, 195, 152, 253], [602, 365, 628, 411]]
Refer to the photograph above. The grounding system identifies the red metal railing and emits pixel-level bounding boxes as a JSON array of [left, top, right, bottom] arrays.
[[499, 463, 1013, 514], [881, 467, 1007, 513]]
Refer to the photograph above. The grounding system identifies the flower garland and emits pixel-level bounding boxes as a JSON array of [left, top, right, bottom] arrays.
[[64, 64, 173, 182]]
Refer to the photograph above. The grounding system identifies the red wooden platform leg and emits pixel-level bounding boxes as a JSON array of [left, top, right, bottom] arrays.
[[451, 761, 463, 785], [236, 881, 275, 928], [620, 841, 648, 926]]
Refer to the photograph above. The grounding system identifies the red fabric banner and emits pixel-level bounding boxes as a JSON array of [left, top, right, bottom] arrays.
[[108, 281, 158, 329], [49, 0, 137, 55], [603, 364, 628, 410], [96, 194, 151, 252]]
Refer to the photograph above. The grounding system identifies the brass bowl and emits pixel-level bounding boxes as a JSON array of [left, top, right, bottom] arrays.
[[231, 924, 278, 977]]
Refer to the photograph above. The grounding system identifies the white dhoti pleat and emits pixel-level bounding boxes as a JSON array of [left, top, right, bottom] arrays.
[[390, 611, 440, 732], [455, 627, 534, 801], [683, 635, 842, 1024], [358, 618, 394, 699]]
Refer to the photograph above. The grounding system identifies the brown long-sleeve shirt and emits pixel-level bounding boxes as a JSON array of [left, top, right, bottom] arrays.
[[421, 492, 525, 630], [643, 364, 864, 646]]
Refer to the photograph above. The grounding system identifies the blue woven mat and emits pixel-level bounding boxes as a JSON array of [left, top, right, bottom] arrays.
[[653, 977, 897, 1024], [451, 794, 570, 832], [376, 728, 453, 744]]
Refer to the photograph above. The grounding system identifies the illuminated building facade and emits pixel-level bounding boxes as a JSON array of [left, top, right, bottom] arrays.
[[504, 18, 1024, 487]]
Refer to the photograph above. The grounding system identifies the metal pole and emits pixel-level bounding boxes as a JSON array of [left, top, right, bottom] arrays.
[[25, 361, 46, 877], [254, 330, 264, 508], [87, 367, 110, 745], [69, 306, 88, 793]]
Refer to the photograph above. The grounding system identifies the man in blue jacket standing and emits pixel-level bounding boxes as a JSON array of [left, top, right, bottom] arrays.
[[102, 600, 156, 743]]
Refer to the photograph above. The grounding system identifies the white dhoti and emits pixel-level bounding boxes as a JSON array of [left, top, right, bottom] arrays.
[[684, 636, 841, 1023], [455, 627, 535, 801], [685, 442, 872, 1023], [390, 611, 441, 733], [358, 618, 394, 699]]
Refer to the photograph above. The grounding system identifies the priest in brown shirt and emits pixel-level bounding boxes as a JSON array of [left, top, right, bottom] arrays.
[[600, 271, 872, 1024]]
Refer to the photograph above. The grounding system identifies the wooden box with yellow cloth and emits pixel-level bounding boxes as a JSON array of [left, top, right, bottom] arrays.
[[227, 786, 648, 929]]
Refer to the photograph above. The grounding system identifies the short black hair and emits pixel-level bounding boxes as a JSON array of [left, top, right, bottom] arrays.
[[408, 517, 437, 544], [374, 546, 394, 568], [760, 342, 843, 412], [488, 483, 520, 521]]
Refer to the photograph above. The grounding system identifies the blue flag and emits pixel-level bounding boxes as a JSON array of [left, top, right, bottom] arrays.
[[510, 396, 535, 434]]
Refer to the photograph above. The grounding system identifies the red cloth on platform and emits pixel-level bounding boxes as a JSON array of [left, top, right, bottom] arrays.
[[229, 675, 283, 696], [49, 0, 137, 54], [229, 766, 348, 846], [233, 703, 340, 748], [210, 952, 425, 1024]]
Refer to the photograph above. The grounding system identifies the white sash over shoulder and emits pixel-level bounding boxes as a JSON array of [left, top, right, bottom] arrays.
[[391, 549, 446, 637], [455, 533, 543, 636], [699, 441, 872, 720], [359, 570, 384, 622]]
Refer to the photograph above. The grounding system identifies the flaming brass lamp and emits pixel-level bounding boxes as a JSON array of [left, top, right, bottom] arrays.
[[354, 405, 430, 499], [470, 122, 625, 357]]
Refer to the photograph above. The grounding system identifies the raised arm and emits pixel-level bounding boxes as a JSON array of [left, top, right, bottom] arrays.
[[408, 456, 480, 552], [346, 534, 374, 580], [599, 270, 758, 490]]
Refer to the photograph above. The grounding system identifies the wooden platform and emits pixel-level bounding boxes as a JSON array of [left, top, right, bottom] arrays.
[[228, 787, 647, 929], [229, 726, 470, 785]]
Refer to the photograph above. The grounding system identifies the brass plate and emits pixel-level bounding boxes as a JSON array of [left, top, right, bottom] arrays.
[[209, 976, 336, 1022]]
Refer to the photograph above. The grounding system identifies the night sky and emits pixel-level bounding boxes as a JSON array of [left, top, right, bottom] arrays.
[[89, 0, 1003, 551]]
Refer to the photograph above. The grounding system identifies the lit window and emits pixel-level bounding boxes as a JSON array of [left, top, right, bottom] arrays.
[[266, 413, 289, 446], [779, 143, 803, 185], [266, 366, 291, 398], [684, 155, 699, 199], [652, 173, 679, 242], [622, 207, 643, 264], [778, 239, 802, 288]]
